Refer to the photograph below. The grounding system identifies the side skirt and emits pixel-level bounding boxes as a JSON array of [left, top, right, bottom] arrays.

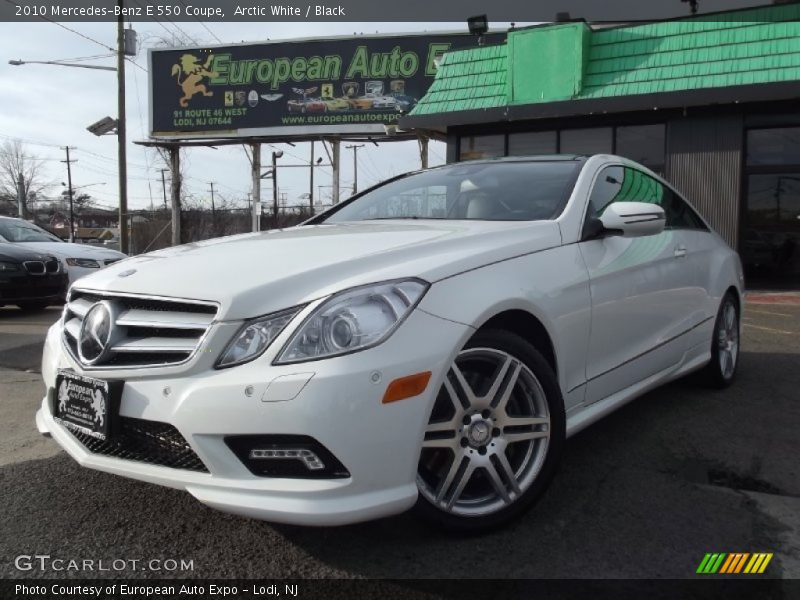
[[565, 344, 712, 438]]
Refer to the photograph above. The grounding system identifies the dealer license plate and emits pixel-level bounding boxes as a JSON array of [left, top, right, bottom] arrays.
[[54, 370, 121, 440]]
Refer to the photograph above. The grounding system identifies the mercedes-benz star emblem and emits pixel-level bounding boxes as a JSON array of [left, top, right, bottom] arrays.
[[78, 302, 113, 365]]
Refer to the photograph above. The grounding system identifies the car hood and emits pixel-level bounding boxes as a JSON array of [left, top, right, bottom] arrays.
[[73, 220, 562, 320], [0, 242, 56, 262], [16, 242, 126, 261]]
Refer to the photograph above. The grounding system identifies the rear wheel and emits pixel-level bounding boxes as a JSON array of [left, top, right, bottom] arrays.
[[415, 329, 565, 532], [699, 292, 740, 388]]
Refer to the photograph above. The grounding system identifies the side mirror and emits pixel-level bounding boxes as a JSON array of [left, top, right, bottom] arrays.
[[599, 201, 666, 238]]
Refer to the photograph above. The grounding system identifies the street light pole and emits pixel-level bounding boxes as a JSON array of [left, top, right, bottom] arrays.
[[117, 7, 129, 254], [8, 59, 116, 71], [8, 28, 130, 252]]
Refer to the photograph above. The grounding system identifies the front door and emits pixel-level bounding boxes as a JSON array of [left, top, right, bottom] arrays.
[[579, 165, 698, 404]]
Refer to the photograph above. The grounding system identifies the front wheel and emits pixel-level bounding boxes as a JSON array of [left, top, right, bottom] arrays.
[[415, 329, 565, 532], [699, 292, 740, 388]]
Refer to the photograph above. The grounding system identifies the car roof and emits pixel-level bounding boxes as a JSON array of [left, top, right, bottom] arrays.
[[456, 154, 588, 165]]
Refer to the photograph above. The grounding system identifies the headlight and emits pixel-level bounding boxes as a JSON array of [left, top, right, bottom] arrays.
[[216, 307, 303, 368], [65, 258, 101, 268], [275, 279, 429, 364], [0, 261, 20, 272]]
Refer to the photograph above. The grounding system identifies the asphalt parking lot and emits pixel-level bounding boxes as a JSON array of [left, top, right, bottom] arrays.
[[0, 299, 798, 580]]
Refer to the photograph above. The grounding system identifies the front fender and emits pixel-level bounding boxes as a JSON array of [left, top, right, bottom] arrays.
[[420, 245, 591, 407]]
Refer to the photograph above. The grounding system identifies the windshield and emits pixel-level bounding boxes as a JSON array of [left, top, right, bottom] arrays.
[[0, 220, 62, 242], [320, 160, 581, 223]]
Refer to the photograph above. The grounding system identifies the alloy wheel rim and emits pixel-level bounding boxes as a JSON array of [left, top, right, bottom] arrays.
[[718, 301, 739, 379], [417, 347, 551, 517]]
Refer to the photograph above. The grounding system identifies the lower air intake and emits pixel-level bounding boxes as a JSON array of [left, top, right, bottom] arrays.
[[68, 416, 208, 473]]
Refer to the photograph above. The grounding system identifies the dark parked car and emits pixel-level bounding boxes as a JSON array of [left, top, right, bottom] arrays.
[[0, 243, 67, 310]]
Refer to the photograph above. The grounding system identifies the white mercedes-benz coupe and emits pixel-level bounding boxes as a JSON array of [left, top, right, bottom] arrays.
[[36, 155, 743, 531]]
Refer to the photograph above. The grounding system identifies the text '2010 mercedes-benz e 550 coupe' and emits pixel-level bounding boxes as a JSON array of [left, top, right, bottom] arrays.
[[37, 155, 743, 531]]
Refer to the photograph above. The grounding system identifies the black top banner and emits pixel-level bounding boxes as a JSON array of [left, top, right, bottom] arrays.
[[149, 33, 502, 138], [1, 0, 763, 22]]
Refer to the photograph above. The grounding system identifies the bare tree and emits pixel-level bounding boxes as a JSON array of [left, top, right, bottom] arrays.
[[59, 189, 96, 218], [0, 139, 50, 216]]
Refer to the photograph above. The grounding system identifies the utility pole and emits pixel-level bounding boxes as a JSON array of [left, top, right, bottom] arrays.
[[160, 168, 169, 210], [332, 140, 340, 203], [345, 144, 364, 195], [418, 134, 429, 169], [208, 181, 216, 216], [251, 143, 261, 232], [309, 141, 315, 215], [16, 173, 25, 219], [272, 151, 279, 223], [207, 181, 216, 237], [61, 146, 77, 242], [117, 5, 129, 254], [169, 147, 181, 246]]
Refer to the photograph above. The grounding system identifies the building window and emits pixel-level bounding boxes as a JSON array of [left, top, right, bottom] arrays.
[[615, 124, 665, 173], [560, 127, 613, 155], [743, 127, 800, 286], [459, 134, 505, 161], [508, 131, 557, 156], [747, 127, 800, 166]]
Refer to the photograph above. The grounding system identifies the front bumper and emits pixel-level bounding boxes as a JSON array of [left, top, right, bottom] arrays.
[[0, 272, 67, 305], [37, 307, 472, 526]]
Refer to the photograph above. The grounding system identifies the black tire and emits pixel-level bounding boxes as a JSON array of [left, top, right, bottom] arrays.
[[17, 301, 50, 312], [699, 291, 740, 389], [414, 328, 565, 533]]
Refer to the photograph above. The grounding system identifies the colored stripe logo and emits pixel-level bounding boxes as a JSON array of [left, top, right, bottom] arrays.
[[696, 553, 773, 574]]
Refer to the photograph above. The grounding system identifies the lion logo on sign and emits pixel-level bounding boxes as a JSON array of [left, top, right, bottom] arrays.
[[58, 380, 69, 415], [90, 389, 105, 428], [170, 53, 218, 107]]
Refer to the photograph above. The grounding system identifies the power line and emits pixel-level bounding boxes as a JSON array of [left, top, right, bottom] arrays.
[[176, 0, 223, 43], [125, 56, 147, 73], [131, 0, 187, 45], [2, 0, 116, 52]]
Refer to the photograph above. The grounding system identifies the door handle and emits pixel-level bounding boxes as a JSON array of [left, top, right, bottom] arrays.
[[674, 245, 687, 258]]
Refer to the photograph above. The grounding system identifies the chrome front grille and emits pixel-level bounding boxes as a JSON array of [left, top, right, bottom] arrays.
[[23, 260, 45, 274], [63, 290, 218, 368], [23, 258, 60, 275]]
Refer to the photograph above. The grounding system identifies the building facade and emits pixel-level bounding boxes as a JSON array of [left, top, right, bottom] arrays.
[[401, 3, 800, 287]]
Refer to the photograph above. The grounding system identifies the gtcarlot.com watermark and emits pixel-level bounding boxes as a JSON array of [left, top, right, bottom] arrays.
[[14, 554, 194, 573]]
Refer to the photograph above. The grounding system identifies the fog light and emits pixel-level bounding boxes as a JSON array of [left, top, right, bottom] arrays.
[[225, 434, 349, 479], [249, 448, 325, 470]]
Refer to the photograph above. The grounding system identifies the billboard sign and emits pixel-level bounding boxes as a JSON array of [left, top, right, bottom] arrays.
[[148, 33, 499, 138]]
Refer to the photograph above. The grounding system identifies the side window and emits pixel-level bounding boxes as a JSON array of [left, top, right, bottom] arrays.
[[585, 166, 707, 233], [584, 166, 664, 229], [664, 190, 709, 231], [587, 166, 664, 216], [586, 166, 625, 221]]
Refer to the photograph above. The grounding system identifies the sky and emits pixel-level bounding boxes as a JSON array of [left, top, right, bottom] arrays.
[[0, 20, 517, 215]]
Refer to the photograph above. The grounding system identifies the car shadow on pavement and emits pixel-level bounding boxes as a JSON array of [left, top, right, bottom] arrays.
[[0, 351, 796, 580]]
